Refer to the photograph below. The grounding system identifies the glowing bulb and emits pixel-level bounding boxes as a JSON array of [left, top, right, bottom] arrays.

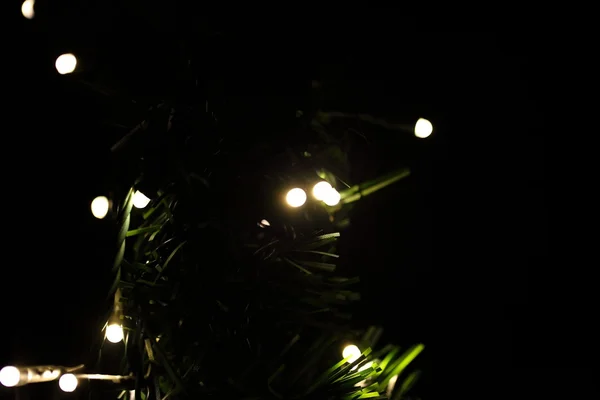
[[91, 196, 109, 219], [0, 366, 20, 387], [285, 188, 307, 208], [414, 118, 433, 139], [21, 0, 35, 19], [106, 323, 124, 343], [342, 344, 361, 363], [259, 219, 270, 228], [132, 190, 151, 209], [322, 187, 341, 206], [312, 181, 332, 200], [55, 53, 77, 75], [58, 373, 78, 392]]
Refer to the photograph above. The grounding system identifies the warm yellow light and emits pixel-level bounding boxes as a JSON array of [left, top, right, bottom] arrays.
[[312, 181, 332, 200], [259, 219, 270, 227], [55, 53, 77, 75], [132, 190, 151, 209], [358, 361, 373, 372], [0, 366, 20, 387], [91, 196, 110, 219], [21, 0, 35, 19], [414, 118, 433, 139], [285, 188, 307, 208], [322, 187, 341, 206], [106, 324, 124, 343], [386, 374, 399, 397], [342, 344, 361, 363], [58, 373, 78, 392]]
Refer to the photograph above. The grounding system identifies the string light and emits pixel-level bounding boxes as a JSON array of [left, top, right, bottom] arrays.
[[91, 196, 110, 219], [0, 365, 64, 387], [55, 53, 78, 75], [311, 181, 341, 206], [285, 188, 307, 208], [1, 365, 132, 391], [322, 187, 341, 206], [414, 118, 433, 139], [58, 374, 78, 392], [106, 323, 124, 343], [312, 181, 332, 200], [258, 219, 270, 228], [0, 366, 20, 387], [132, 190, 151, 209], [342, 344, 361, 363], [21, 0, 35, 19]]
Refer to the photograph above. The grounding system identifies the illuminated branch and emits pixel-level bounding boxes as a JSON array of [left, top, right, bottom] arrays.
[[340, 168, 412, 205]]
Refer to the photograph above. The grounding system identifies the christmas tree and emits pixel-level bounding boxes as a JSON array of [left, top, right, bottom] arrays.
[[1, 102, 428, 400], [3, 7, 431, 399]]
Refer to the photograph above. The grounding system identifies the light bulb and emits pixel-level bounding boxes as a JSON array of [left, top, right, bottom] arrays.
[[106, 323, 124, 343], [322, 187, 341, 206], [21, 0, 35, 19], [285, 188, 307, 208], [58, 373, 78, 392], [132, 190, 151, 209], [55, 53, 77, 75], [0, 366, 20, 387], [91, 196, 110, 219], [312, 181, 332, 200], [259, 219, 270, 228], [342, 344, 361, 363], [414, 118, 433, 139]]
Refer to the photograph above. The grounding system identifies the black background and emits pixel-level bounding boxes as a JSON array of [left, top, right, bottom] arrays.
[[2, 4, 559, 399]]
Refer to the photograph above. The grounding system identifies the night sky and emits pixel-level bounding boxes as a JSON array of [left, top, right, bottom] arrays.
[[2, 4, 560, 399]]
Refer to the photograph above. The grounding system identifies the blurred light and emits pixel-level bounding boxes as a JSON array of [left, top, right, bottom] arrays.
[[414, 118, 433, 139], [129, 390, 136, 400], [55, 53, 77, 75], [106, 324, 124, 343], [0, 366, 20, 387], [91, 196, 109, 219], [258, 219, 270, 228], [342, 344, 361, 363], [386, 374, 399, 397], [322, 187, 341, 206], [132, 190, 151, 209], [358, 361, 373, 372], [285, 188, 307, 208], [58, 374, 78, 392], [21, 0, 35, 19], [312, 181, 332, 200]]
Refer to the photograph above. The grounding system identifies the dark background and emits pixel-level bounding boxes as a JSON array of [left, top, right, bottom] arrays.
[[2, 3, 559, 399]]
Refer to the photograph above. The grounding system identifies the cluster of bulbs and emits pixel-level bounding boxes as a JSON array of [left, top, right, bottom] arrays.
[[91, 184, 338, 219], [0, 323, 125, 392], [286, 181, 341, 208], [90, 190, 151, 220], [0, 368, 133, 396]]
